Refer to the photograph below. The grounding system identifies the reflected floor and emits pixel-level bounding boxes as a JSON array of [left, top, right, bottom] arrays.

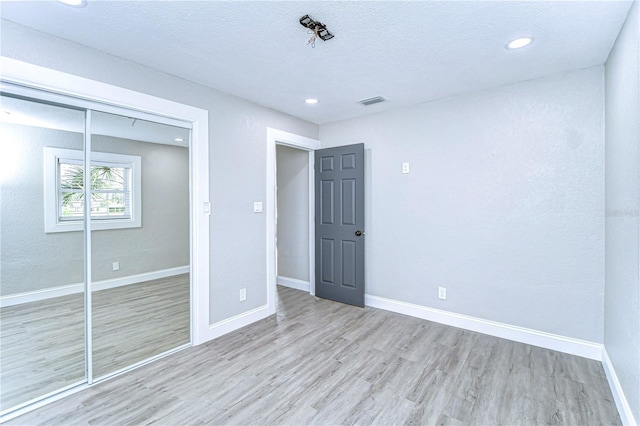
[[0, 274, 189, 411]]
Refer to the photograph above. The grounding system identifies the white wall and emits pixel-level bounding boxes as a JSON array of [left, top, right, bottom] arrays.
[[0, 20, 319, 323], [276, 145, 309, 282], [604, 0, 640, 422], [321, 66, 605, 343]]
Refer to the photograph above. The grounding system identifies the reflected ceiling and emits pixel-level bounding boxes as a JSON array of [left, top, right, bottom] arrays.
[[0, 95, 190, 146]]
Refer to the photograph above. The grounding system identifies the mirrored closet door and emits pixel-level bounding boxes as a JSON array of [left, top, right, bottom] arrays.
[[0, 87, 192, 416], [0, 95, 87, 411], [90, 110, 191, 379]]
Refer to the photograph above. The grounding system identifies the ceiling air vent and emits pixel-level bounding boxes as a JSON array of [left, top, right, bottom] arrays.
[[357, 96, 387, 106]]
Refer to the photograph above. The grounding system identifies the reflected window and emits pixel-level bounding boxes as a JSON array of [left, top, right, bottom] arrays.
[[44, 147, 142, 233]]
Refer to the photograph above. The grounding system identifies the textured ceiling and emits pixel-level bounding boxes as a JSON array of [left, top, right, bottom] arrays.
[[0, 1, 633, 124]]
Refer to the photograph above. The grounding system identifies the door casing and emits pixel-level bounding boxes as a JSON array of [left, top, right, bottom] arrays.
[[266, 128, 320, 315]]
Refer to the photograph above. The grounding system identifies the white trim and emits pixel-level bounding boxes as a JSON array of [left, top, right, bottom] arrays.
[[365, 294, 603, 361], [277, 276, 311, 292], [308, 150, 316, 296], [0, 266, 190, 308], [602, 348, 638, 426], [267, 128, 320, 315], [189, 115, 210, 346], [84, 109, 93, 384], [1, 282, 82, 308], [203, 305, 271, 341], [0, 63, 195, 127]]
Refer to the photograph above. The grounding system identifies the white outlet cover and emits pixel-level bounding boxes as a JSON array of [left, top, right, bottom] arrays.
[[438, 286, 446, 300], [112, 261, 120, 271], [402, 162, 410, 174], [253, 202, 263, 213]]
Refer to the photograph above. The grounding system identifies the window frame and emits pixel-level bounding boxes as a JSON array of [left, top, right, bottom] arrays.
[[44, 147, 142, 233]]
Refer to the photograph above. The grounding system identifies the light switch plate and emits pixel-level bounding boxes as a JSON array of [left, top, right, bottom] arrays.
[[253, 202, 263, 213]]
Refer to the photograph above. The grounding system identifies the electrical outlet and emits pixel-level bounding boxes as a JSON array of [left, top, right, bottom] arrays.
[[253, 202, 263, 213], [402, 162, 410, 174], [239, 288, 247, 302], [438, 287, 447, 300], [112, 261, 120, 271]]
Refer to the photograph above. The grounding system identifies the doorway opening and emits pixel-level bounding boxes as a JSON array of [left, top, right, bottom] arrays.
[[276, 145, 311, 293], [266, 128, 320, 315]]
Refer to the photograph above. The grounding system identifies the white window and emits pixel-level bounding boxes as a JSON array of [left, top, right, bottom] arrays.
[[44, 147, 141, 233]]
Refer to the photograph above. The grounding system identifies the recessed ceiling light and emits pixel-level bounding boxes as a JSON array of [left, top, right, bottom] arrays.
[[305, 98, 318, 104], [506, 37, 533, 50], [58, 0, 87, 7], [174, 137, 184, 142]]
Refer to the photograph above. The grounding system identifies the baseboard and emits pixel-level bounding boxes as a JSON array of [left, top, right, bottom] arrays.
[[602, 348, 638, 426], [276, 276, 310, 292], [204, 305, 271, 341], [0, 265, 190, 308], [1, 282, 82, 308], [365, 294, 603, 361]]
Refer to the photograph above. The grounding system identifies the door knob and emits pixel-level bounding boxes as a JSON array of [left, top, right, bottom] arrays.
[[355, 230, 364, 237]]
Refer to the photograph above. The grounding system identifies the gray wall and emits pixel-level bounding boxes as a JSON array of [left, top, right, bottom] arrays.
[[91, 135, 189, 281], [1, 124, 84, 295], [0, 20, 319, 323], [0, 124, 189, 296], [276, 145, 309, 282], [604, 0, 639, 420], [321, 67, 605, 343]]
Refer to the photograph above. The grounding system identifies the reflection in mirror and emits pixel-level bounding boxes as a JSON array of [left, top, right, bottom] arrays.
[[0, 94, 192, 412], [89, 110, 190, 378], [0, 95, 87, 410]]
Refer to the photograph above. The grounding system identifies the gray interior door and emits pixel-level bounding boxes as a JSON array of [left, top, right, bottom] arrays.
[[315, 143, 365, 307]]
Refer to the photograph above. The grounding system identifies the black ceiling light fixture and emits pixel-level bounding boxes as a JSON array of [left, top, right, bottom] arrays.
[[300, 14, 334, 47]]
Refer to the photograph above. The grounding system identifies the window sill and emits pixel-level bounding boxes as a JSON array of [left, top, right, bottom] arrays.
[[45, 218, 141, 233]]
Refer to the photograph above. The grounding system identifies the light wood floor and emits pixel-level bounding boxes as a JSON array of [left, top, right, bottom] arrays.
[[7, 285, 619, 425], [0, 274, 189, 411]]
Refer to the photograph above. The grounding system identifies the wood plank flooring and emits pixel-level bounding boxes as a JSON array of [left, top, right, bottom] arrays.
[[92, 274, 190, 378], [0, 274, 189, 411], [6, 285, 620, 425]]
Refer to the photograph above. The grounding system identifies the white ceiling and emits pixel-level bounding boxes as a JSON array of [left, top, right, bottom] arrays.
[[0, 1, 632, 124]]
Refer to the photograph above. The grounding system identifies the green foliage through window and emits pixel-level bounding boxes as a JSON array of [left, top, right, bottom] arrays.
[[59, 162, 130, 220]]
